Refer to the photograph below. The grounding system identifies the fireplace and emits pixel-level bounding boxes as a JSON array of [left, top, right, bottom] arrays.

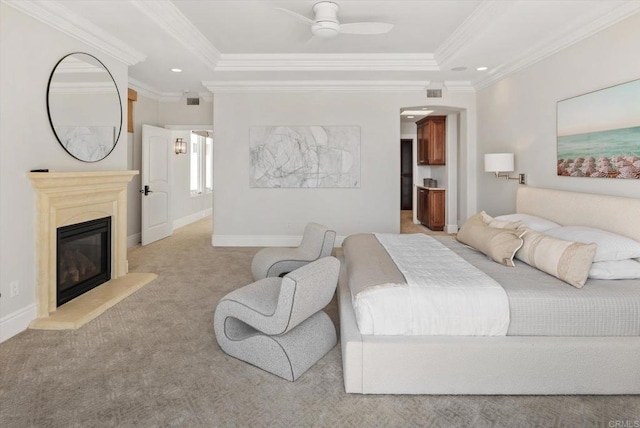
[[57, 217, 111, 306], [29, 170, 157, 330]]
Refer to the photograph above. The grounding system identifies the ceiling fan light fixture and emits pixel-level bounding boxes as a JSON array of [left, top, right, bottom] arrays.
[[312, 21, 340, 38], [277, 1, 393, 39]]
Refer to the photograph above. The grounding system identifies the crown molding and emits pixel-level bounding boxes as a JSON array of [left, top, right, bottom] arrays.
[[199, 92, 214, 103], [56, 60, 105, 74], [202, 80, 430, 93], [130, 0, 221, 71], [215, 53, 438, 72], [473, 1, 640, 90], [128, 78, 213, 103], [444, 81, 475, 93], [128, 78, 186, 102], [2, 0, 146, 66], [128, 77, 162, 101], [157, 92, 213, 103], [50, 82, 119, 94], [159, 93, 187, 103], [435, 0, 513, 67]]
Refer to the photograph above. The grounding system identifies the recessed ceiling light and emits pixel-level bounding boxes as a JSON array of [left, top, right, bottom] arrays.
[[407, 116, 415, 119], [451, 66, 467, 71], [171, 68, 182, 73], [401, 110, 433, 115], [476, 66, 488, 71]]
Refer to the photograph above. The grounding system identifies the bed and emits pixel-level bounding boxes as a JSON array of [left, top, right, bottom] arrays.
[[338, 187, 640, 394]]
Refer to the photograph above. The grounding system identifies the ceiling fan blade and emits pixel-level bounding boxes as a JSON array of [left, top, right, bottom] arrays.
[[339, 22, 394, 35], [274, 7, 315, 25]]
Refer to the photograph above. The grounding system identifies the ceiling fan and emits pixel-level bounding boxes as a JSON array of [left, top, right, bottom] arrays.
[[276, 1, 394, 39]]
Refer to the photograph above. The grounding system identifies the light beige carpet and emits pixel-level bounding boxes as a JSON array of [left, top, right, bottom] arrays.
[[0, 217, 638, 427]]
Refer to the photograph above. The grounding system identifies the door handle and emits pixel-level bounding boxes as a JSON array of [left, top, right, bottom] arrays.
[[139, 185, 153, 196]]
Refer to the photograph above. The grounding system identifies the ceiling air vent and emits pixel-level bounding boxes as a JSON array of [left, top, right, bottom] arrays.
[[187, 97, 200, 105], [426, 89, 442, 98]]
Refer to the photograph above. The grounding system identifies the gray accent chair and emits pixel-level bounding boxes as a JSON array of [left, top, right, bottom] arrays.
[[250, 222, 336, 281], [214, 256, 340, 381]]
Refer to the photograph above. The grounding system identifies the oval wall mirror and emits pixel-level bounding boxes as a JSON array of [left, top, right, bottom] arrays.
[[47, 52, 123, 162]]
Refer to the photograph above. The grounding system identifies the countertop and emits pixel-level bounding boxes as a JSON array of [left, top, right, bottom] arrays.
[[415, 185, 445, 190]]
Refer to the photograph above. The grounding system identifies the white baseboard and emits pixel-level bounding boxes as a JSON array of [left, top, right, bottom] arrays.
[[446, 224, 459, 234], [127, 233, 141, 248], [212, 234, 346, 248], [173, 208, 212, 230], [0, 303, 37, 343]]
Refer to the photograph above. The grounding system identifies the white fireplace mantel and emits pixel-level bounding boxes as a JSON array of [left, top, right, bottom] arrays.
[[29, 170, 156, 329]]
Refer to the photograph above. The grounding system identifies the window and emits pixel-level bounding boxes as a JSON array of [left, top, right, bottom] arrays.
[[190, 131, 213, 195]]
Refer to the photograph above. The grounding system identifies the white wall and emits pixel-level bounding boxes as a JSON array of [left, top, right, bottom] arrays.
[[477, 13, 640, 216], [212, 90, 476, 245], [159, 99, 213, 126], [0, 4, 128, 340], [127, 96, 213, 245]]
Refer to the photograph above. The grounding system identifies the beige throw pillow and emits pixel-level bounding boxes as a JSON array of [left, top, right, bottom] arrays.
[[480, 211, 525, 230], [457, 213, 525, 267], [515, 229, 596, 288]]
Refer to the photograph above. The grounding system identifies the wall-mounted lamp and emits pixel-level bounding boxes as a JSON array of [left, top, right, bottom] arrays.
[[484, 153, 526, 185], [174, 138, 187, 155]]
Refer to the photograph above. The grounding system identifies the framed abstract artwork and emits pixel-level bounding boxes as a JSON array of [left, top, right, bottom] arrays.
[[249, 125, 360, 188], [557, 79, 640, 179]]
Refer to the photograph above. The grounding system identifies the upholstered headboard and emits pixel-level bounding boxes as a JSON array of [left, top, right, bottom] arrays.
[[516, 187, 640, 243]]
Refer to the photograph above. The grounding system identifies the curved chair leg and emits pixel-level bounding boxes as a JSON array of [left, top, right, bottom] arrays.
[[214, 309, 337, 381]]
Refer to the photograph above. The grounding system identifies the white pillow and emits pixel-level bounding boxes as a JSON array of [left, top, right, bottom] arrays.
[[589, 259, 640, 280], [543, 226, 640, 262], [493, 214, 560, 233]]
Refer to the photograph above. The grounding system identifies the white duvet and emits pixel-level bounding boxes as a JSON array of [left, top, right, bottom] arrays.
[[353, 234, 510, 335]]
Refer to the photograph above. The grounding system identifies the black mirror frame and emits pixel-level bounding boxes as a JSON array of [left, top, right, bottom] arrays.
[[46, 52, 123, 163]]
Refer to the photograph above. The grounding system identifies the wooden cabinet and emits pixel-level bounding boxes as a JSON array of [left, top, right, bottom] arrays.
[[416, 116, 446, 165], [417, 187, 445, 231], [417, 187, 426, 225]]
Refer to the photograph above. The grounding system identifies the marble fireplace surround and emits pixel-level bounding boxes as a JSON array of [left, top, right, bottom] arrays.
[[28, 171, 156, 329]]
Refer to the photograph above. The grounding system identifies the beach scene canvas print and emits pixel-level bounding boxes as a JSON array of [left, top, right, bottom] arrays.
[[557, 79, 640, 179]]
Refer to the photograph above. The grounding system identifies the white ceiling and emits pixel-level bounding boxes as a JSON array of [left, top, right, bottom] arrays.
[[7, 0, 640, 98]]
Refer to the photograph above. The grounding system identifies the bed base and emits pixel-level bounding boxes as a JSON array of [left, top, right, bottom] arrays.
[[340, 187, 640, 394], [339, 271, 640, 394]]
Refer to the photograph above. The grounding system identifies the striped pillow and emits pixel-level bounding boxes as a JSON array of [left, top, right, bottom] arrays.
[[516, 229, 596, 288]]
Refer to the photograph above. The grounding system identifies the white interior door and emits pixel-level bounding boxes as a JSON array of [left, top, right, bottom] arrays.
[[141, 124, 173, 245]]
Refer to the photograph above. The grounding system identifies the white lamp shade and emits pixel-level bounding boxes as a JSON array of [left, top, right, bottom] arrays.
[[484, 153, 514, 172]]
